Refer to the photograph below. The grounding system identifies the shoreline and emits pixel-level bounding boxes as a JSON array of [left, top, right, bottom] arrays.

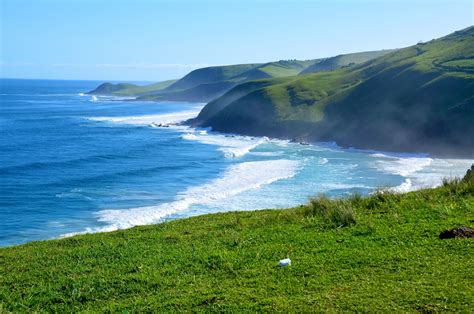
[[89, 93, 473, 159], [2, 174, 473, 311], [6, 95, 472, 247]]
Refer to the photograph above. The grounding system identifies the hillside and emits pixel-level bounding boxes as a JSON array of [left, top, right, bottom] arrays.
[[87, 52, 387, 103], [136, 60, 318, 102], [194, 27, 474, 157], [88, 80, 177, 96], [299, 50, 395, 74], [1, 169, 473, 311]]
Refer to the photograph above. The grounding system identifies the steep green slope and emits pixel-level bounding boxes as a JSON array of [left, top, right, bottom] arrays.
[[88, 80, 177, 96], [1, 172, 473, 311], [197, 27, 474, 157], [300, 50, 395, 74]]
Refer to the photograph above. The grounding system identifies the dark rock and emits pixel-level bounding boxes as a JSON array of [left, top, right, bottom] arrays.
[[439, 226, 474, 239]]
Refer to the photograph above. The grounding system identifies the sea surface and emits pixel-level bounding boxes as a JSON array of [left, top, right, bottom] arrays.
[[1, 79, 472, 246]]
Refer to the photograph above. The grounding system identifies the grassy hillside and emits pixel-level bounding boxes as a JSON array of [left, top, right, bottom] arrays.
[[197, 27, 474, 157], [88, 80, 177, 96], [1, 170, 473, 311], [164, 63, 261, 92], [87, 54, 383, 102], [140, 61, 318, 103], [300, 50, 395, 74]]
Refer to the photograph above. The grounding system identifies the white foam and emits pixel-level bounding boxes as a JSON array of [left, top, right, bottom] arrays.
[[89, 108, 202, 127], [370, 153, 390, 158], [375, 157, 433, 177], [392, 178, 413, 193], [181, 132, 266, 158], [374, 156, 473, 192], [317, 157, 329, 165], [322, 183, 370, 190], [90, 95, 98, 102], [251, 151, 284, 157], [61, 159, 300, 237]]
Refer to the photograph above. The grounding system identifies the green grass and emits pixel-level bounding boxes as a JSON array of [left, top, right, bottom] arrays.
[[115, 80, 178, 95], [300, 50, 395, 74], [1, 173, 473, 312]]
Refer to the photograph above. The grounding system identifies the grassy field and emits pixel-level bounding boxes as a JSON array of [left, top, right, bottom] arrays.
[[1, 170, 473, 312]]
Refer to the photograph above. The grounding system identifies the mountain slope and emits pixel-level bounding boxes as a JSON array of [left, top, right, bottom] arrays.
[[88, 80, 177, 96], [164, 64, 261, 92], [138, 60, 318, 102], [87, 50, 388, 103], [299, 50, 395, 74], [195, 27, 474, 157]]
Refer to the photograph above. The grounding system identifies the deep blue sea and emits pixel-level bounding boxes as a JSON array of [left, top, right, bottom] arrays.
[[1, 79, 472, 246]]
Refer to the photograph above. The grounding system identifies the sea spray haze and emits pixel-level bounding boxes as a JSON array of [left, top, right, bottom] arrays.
[[0, 79, 472, 246]]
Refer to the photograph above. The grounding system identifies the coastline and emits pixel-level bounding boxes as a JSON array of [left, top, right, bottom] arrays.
[[90, 92, 474, 159], [41, 94, 474, 241], [2, 173, 473, 311]]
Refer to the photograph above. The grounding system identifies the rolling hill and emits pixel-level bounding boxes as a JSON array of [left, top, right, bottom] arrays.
[[299, 50, 395, 74], [88, 80, 177, 96], [87, 52, 387, 103], [193, 26, 474, 157]]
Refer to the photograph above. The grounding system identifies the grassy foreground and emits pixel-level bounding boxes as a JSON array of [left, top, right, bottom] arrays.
[[1, 175, 473, 311]]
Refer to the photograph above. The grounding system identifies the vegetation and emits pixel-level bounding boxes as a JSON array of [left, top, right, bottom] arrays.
[[136, 61, 318, 102], [88, 80, 176, 96], [299, 50, 395, 74], [196, 26, 474, 157], [87, 51, 387, 102], [1, 169, 473, 312]]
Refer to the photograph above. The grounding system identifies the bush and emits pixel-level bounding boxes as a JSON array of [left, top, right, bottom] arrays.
[[463, 164, 474, 183], [307, 195, 356, 227]]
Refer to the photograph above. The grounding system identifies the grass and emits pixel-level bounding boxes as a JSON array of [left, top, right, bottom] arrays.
[[1, 172, 473, 312], [115, 80, 178, 96], [300, 50, 395, 74]]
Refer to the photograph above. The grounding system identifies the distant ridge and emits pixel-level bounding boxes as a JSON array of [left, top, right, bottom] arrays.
[[87, 51, 387, 102]]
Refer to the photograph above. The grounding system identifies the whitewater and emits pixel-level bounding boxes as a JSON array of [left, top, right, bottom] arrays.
[[0, 79, 472, 246]]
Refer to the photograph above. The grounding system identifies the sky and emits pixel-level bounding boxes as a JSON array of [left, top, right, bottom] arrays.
[[1, 0, 473, 82]]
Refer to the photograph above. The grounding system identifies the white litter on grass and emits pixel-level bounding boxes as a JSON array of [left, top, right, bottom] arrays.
[[279, 258, 291, 267]]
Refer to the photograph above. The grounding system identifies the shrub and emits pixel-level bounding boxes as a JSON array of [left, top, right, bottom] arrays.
[[463, 164, 474, 183], [307, 195, 356, 227]]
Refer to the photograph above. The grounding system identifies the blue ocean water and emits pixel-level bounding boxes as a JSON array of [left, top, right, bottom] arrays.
[[1, 79, 472, 246]]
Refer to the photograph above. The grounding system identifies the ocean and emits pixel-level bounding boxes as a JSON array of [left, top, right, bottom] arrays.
[[0, 79, 472, 247]]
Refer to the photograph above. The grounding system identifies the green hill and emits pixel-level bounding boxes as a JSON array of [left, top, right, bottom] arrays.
[[299, 50, 395, 74], [1, 169, 473, 311], [87, 51, 389, 103], [195, 27, 474, 157], [88, 80, 177, 96], [137, 60, 318, 102], [164, 63, 261, 91]]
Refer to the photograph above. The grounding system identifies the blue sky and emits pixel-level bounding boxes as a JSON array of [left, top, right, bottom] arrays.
[[1, 0, 472, 81]]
